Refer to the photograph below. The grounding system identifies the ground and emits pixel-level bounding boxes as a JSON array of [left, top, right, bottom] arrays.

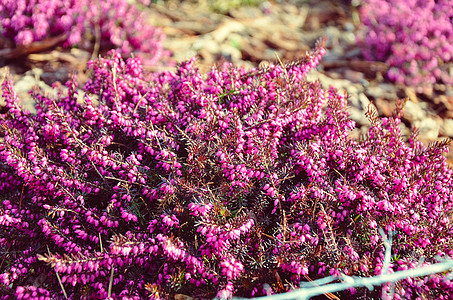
[[1, 0, 453, 163]]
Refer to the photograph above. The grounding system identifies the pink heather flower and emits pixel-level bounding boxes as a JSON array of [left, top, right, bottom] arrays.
[[220, 257, 243, 280], [216, 281, 234, 299], [358, 0, 453, 86], [1, 37, 452, 299], [0, 0, 167, 64]]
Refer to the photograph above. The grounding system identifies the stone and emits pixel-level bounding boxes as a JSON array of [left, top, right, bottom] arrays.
[[415, 118, 441, 143], [348, 107, 370, 126], [372, 98, 394, 117], [192, 37, 220, 54], [366, 84, 398, 101], [211, 21, 245, 43], [13, 74, 53, 112], [344, 69, 365, 84], [403, 101, 428, 124], [440, 119, 453, 137]]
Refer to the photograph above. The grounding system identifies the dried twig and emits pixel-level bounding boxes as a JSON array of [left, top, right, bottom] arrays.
[[108, 267, 115, 297], [47, 246, 68, 299]]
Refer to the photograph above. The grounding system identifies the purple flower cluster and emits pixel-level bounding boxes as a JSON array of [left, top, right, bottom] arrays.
[[358, 0, 453, 87], [0, 0, 165, 64], [0, 39, 452, 299]]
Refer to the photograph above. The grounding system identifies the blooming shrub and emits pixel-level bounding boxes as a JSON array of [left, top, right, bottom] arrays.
[[0, 39, 452, 299], [0, 0, 165, 64], [358, 0, 453, 87]]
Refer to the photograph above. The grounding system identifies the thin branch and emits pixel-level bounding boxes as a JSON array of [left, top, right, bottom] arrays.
[[99, 232, 103, 253], [108, 266, 115, 297], [47, 246, 68, 299]]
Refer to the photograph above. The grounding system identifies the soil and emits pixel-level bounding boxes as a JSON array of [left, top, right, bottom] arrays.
[[1, 0, 453, 163]]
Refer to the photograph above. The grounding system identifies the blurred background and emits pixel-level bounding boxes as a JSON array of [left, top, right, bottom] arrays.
[[1, 0, 453, 163]]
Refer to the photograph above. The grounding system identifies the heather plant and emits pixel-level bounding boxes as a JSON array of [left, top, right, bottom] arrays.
[[0, 39, 452, 299], [0, 0, 166, 64], [357, 0, 453, 87]]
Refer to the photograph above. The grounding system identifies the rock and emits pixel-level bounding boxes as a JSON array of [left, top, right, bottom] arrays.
[[314, 72, 362, 94], [348, 106, 370, 126], [358, 93, 371, 110], [240, 38, 273, 62], [342, 32, 356, 44], [403, 101, 428, 124], [372, 98, 394, 117], [171, 21, 216, 35], [13, 73, 53, 113], [415, 118, 441, 143], [349, 126, 371, 141], [281, 3, 299, 15], [264, 33, 300, 52], [440, 119, 453, 137], [403, 87, 418, 103], [219, 44, 242, 64], [344, 69, 365, 84], [163, 37, 198, 62], [197, 48, 215, 65], [324, 26, 342, 49], [279, 5, 308, 28], [398, 122, 411, 139], [210, 20, 245, 43], [366, 83, 398, 101], [192, 37, 220, 54], [343, 48, 362, 59], [313, 72, 366, 112], [344, 22, 355, 32], [432, 95, 453, 117], [322, 51, 343, 62], [228, 6, 263, 19]]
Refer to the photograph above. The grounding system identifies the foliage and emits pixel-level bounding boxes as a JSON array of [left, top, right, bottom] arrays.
[[0, 0, 166, 64], [0, 39, 452, 299], [357, 0, 453, 87]]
